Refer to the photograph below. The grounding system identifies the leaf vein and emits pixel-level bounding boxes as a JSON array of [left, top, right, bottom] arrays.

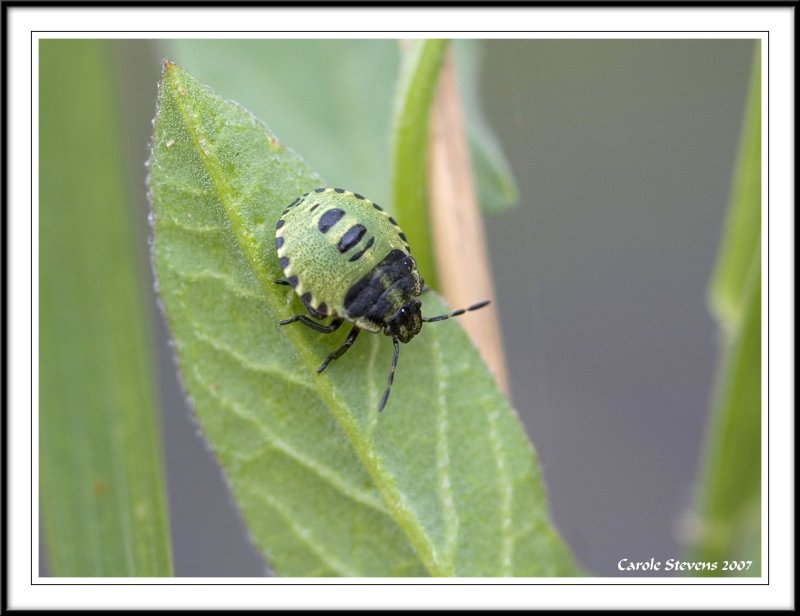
[[164, 261, 262, 300], [191, 328, 313, 392], [486, 399, 514, 575], [252, 489, 360, 577], [156, 177, 214, 198], [159, 212, 226, 235], [431, 333, 459, 572], [366, 335, 380, 438], [190, 362, 389, 515], [512, 521, 536, 545]]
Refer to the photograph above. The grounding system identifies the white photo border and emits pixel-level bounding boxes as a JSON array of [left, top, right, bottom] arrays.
[[7, 3, 794, 611]]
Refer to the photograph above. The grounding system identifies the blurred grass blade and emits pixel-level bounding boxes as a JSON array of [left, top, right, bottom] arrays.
[[453, 40, 519, 215], [391, 39, 448, 289], [692, 264, 761, 574], [149, 62, 578, 577], [39, 40, 172, 576], [690, 43, 761, 575], [708, 46, 761, 333]]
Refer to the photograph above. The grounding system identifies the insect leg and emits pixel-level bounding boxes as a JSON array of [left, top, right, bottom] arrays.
[[317, 326, 361, 373], [279, 315, 343, 334], [422, 300, 490, 323], [377, 337, 400, 413], [274, 278, 292, 286]]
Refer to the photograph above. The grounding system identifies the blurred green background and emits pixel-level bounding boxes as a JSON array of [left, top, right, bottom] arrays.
[[39, 38, 759, 576]]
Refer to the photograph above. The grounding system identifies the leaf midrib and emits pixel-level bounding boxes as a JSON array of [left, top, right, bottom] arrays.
[[167, 66, 451, 577]]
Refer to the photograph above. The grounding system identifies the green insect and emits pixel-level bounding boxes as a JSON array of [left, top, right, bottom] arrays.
[[275, 187, 490, 412]]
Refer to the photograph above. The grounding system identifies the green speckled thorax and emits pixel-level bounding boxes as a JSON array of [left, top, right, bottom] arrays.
[[274, 187, 488, 412]]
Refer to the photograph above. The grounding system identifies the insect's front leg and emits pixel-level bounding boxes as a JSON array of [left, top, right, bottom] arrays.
[[317, 326, 361, 373]]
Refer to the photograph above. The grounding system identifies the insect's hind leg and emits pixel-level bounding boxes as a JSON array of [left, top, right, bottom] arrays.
[[279, 315, 343, 334], [317, 326, 361, 373]]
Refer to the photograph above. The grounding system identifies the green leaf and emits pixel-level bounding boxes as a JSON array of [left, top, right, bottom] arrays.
[[149, 62, 578, 577], [453, 40, 519, 215], [691, 43, 761, 576], [391, 39, 448, 289], [159, 39, 399, 207], [39, 40, 172, 576]]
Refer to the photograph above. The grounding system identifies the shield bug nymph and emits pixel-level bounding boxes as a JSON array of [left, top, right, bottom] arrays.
[[275, 187, 490, 412]]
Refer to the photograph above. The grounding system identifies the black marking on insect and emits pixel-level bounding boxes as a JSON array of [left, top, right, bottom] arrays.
[[337, 224, 367, 253], [348, 237, 374, 262], [301, 292, 327, 319], [318, 208, 345, 234], [275, 187, 491, 412]]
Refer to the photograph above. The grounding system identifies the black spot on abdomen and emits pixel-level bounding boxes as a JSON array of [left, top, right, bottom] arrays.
[[318, 208, 344, 234], [349, 236, 374, 262], [337, 224, 366, 253]]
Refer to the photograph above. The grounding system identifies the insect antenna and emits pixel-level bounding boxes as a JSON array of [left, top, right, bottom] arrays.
[[378, 337, 401, 412], [422, 300, 491, 323]]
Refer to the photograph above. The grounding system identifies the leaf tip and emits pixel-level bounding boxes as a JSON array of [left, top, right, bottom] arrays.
[[161, 58, 176, 74]]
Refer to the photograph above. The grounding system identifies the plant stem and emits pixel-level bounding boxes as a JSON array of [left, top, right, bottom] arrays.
[[427, 49, 510, 396], [391, 39, 448, 289]]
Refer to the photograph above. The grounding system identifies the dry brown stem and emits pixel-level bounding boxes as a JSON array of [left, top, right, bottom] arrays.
[[427, 49, 510, 396]]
